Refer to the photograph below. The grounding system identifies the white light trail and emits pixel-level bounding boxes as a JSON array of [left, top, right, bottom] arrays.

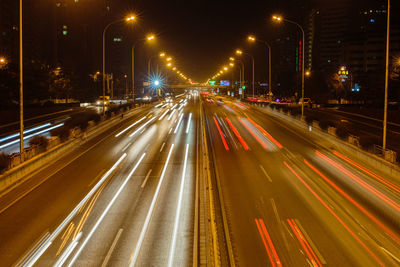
[[19, 154, 127, 267], [0, 123, 64, 150], [174, 113, 184, 134], [167, 109, 176, 121], [154, 103, 163, 108], [167, 144, 189, 267], [54, 232, 82, 267], [129, 118, 155, 137], [129, 144, 174, 266], [68, 153, 146, 267], [158, 109, 170, 121], [175, 93, 184, 98], [161, 104, 168, 108], [171, 104, 178, 110], [0, 123, 51, 143], [186, 113, 192, 134], [115, 117, 146, 137]]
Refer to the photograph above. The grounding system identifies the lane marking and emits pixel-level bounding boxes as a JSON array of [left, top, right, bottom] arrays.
[[68, 153, 146, 267], [168, 144, 189, 267], [160, 142, 166, 152], [122, 142, 132, 152], [270, 199, 290, 251], [186, 113, 192, 134], [141, 169, 152, 188], [174, 113, 184, 134], [129, 144, 174, 266], [260, 165, 272, 182], [101, 228, 124, 267]]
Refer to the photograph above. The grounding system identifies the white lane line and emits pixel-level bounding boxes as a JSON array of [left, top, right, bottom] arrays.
[[168, 144, 189, 267], [154, 103, 163, 108], [158, 109, 170, 121], [169, 128, 173, 134], [0, 123, 64, 149], [115, 117, 146, 137], [167, 109, 176, 121], [101, 228, 124, 267], [159, 142, 166, 152], [129, 144, 174, 266], [174, 113, 184, 134], [122, 142, 132, 152], [68, 153, 146, 267], [129, 118, 155, 137], [141, 169, 152, 188], [259, 165, 272, 182], [186, 113, 192, 134], [18, 154, 127, 267]]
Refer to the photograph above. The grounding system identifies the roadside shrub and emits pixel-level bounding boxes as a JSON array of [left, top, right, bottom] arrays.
[[67, 114, 89, 131], [29, 135, 49, 148], [281, 106, 289, 114], [51, 125, 70, 142], [0, 153, 11, 173], [335, 125, 350, 140], [289, 107, 301, 117], [359, 135, 380, 151], [88, 112, 101, 124], [305, 115, 317, 125], [319, 120, 335, 131]]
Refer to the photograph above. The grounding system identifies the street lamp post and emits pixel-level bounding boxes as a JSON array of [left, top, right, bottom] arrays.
[[248, 35, 272, 100], [132, 34, 155, 102], [383, 0, 390, 150], [236, 49, 255, 99], [273, 15, 305, 118], [102, 15, 135, 115], [19, 0, 24, 159], [230, 57, 245, 98]]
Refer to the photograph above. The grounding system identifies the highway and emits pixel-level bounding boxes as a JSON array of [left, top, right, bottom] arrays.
[[203, 97, 400, 266], [0, 93, 399, 266], [0, 94, 199, 266]]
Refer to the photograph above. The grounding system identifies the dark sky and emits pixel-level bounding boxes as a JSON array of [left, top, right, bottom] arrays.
[[107, 0, 390, 82]]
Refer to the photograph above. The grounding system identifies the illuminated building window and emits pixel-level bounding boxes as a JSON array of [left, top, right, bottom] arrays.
[[113, 37, 122, 42]]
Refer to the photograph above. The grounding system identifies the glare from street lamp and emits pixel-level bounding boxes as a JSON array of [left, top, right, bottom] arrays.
[[229, 57, 235, 61], [248, 35, 256, 42], [0, 57, 5, 64], [167, 62, 172, 67], [166, 57, 172, 61], [223, 67, 228, 71], [305, 70, 311, 77], [236, 49, 243, 55], [159, 52, 166, 57], [229, 63, 234, 67], [147, 34, 155, 41], [126, 15, 136, 22], [172, 67, 177, 71], [272, 15, 282, 22]]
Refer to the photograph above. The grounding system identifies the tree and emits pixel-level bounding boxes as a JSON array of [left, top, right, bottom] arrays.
[[49, 67, 73, 102]]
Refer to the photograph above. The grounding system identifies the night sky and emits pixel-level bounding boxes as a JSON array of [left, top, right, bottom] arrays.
[[106, 0, 390, 82]]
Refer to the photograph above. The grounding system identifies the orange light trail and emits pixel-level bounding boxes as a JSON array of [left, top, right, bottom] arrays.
[[255, 218, 281, 267], [284, 161, 383, 266], [333, 150, 400, 194], [239, 118, 268, 149], [213, 116, 229, 151], [246, 117, 283, 149], [225, 117, 249, 150], [316, 150, 400, 213], [287, 218, 322, 267], [304, 159, 400, 243]]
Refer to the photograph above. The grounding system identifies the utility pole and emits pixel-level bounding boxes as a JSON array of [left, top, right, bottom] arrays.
[[383, 0, 390, 150]]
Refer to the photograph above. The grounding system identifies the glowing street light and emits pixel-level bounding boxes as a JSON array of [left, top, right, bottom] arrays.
[[229, 63, 234, 67], [166, 57, 172, 61], [126, 15, 136, 22], [248, 35, 256, 42], [273, 14, 305, 118], [305, 70, 311, 77], [159, 52, 166, 57], [236, 49, 255, 98], [146, 34, 155, 41], [236, 49, 243, 55], [223, 66, 228, 71], [167, 62, 172, 67]]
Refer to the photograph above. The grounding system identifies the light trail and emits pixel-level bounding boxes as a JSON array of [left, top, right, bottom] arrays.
[[167, 144, 189, 267], [171, 103, 178, 110], [154, 103, 163, 108], [186, 113, 192, 134], [167, 109, 177, 121], [246, 117, 283, 149], [115, 117, 146, 137], [213, 116, 229, 151], [54, 232, 81, 267], [17, 154, 127, 267], [0, 123, 51, 143], [159, 109, 170, 121], [174, 113, 184, 134], [284, 161, 383, 265], [255, 218, 281, 267], [129, 144, 174, 266], [225, 117, 248, 150], [239, 118, 268, 149], [68, 153, 146, 267], [129, 118, 155, 137], [0, 123, 64, 150]]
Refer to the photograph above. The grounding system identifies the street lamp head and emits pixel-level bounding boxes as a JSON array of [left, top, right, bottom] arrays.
[[340, 66, 346, 71], [229, 57, 235, 61], [223, 67, 228, 71], [124, 74, 127, 78], [167, 62, 172, 67], [229, 63, 234, 67], [166, 57, 172, 61], [126, 15, 136, 22], [146, 34, 155, 41], [172, 67, 177, 71], [236, 49, 243, 55], [0, 57, 6, 64], [305, 70, 311, 77], [248, 35, 256, 42], [272, 15, 282, 22], [159, 52, 166, 57]]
